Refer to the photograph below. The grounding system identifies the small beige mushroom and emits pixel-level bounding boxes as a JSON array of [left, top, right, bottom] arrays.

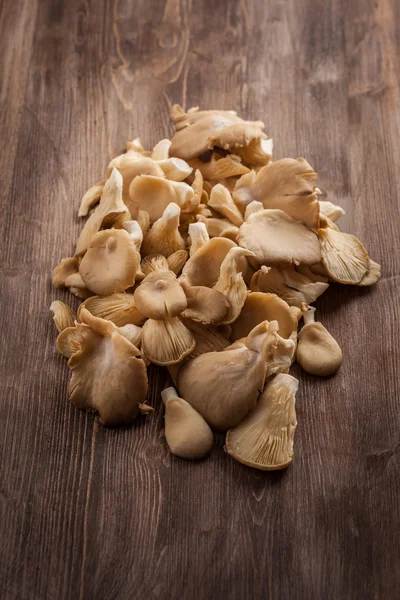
[[233, 158, 320, 228], [67, 308, 149, 426], [225, 373, 298, 470], [141, 254, 169, 276], [167, 250, 188, 275], [317, 227, 369, 284], [177, 320, 280, 431], [208, 184, 244, 227], [297, 307, 342, 376], [179, 237, 248, 287], [181, 285, 230, 325], [75, 168, 130, 256], [78, 293, 145, 326], [52, 257, 80, 288], [188, 222, 210, 256], [318, 200, 346, 222], [141, 202, 185, 258], [107, 151, 165, 196], [188, 154, 250, 181], [230, 291, 296, 340], [235, 137, 273, 167], [238, 209, 321, 266], [133, 271, 187, 320], [141, 311, 195, 366], [358, 259, 381, 286], [50, 301, 76, 333], [161, 386, 213, 460], [213, 247, 255, 324], [78, 180, 106, 217], [127, 175, 195, 222]]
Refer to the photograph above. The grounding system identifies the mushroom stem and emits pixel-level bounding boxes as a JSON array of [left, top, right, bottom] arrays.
[[161, 386, 178, 405], [188, 222, 209, 256], [303, 306, 316, 325]]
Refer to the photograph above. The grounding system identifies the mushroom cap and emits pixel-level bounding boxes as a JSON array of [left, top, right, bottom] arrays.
[[213, 247, 255, 324], [68, 309, 148, 426], [52, 257, 80, 288], [167, 249, 188, 275], [297, 321, 342, 376], [141, 202, 185, 258], [56, 326, 82, 358], [79, 229, 140, 296], [208, 183, 244, 227], [161, 387, 213, 460], [78, 293, 145, 326], [188, 154, 250, 181], [133, 271, 187, 319], [180, 237, 248, 287], [142, 315, 195, 365], [235, 137, 273, 167], [318, 228, 370, 284], [127, 175, 195, 223], [318, 200, 345, 223], [107, 152, 165, 194], [141, 254, 170, 276], [181, 286, 230, 325], [78, 180, 105, 217], [225, 373, 298, 470], [233, 158, 320, 229], [238, 209, 321, 266], [50, 301, 76, 333], [358, 259, 381, 286], [231, 292, 296, 340], [182, 320, 231, 358]]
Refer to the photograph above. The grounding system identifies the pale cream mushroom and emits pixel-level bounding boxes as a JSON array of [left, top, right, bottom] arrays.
[[151, 139, 171, 161], [107, 151, 165, 196], [161, 387, 213, 460], [317, 227, 370, 284], [250, 265, 329, 307], [136, 209, 151, 234], [141, 203, 185, 258], [134, 271, 187, 320], [75, 168, 130, 256], [188, 222, 210, 256], [50, 301, 76, 333], [78, 293, 145, 326], [78, 180, 106, 217], [151, 138, 193, 181], [238, 209, 321, 266], [180, 286, 230, 325], [244, 200, 264, 221], [56, 327, 83, 358], [358, 259, 381, 286], [297, 307, 342, 376], [52, 257, 80, 288], [230, 291, 296, 340], [79, 229, 141, 295], [188, 153, 250, 181], [126, 137, 149, 154], [318, 200, 346, 222], [177, 320, 281, 431], [213, 247, 255, 324], [208, 184, 244, 227], [233, 158, 320, 228], [225, 373, 298, 470], [67, 308, 150, 426], [196, 215, 239, 239], [179, 237, 248, 287], [141, 312, 195, 366], [167, 250, 188, 275], [127, 175, 195, 223]]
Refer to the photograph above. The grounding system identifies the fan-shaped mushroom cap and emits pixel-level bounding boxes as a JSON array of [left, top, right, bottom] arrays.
[[167, 250, 188, 275], [297, 308, 342, 376], [151, 139, 171, 161], [141, 202, 185, 258], [161, 387, 213, 460], [50, 301, 76, 333], [67, 308, 149, 426], [181, 286, 230, 325], [188, 154, 250, 181], [180, 237, 248, 287], [250, 265, 329, 307], [157, 158, 193, 181], [141, 254, 169, 276], [142, 313, 195, 366], [127, 175, 195, 223], [196, 215, 239, 239], [208, 184, 244, 227], [230, 291, 296, 340], [238, 209, 321, 266], [358, 259, 381, 286], [177, 321, 278, 431], [213, 247, 255, 324], [56, 327, 82, 358], [188, 222, 210, 256], [78, 293, 145, 326], [75, 168, 130, 256], [170, 106, 266, 160], [225, 373, 298, 470], [52, 257, 80, 288], [79, 229, 141, 295], [133, 271, 187, 320], [318, 200, 345, 222], [78, 180, 106, 217], [318, 228, 369, 284], [107, 151, 165, 195], [233, 158, 320, 229], [235, 137, 273, 167]]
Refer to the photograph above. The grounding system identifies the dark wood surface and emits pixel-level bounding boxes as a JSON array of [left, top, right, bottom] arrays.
[[1, 0, 399, 598]]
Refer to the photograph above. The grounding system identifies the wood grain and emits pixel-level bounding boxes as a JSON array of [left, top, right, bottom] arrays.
[[0, 0, 399, 598]]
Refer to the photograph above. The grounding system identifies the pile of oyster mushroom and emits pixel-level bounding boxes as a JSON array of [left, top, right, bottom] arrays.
[[50, 105, 381, 470]]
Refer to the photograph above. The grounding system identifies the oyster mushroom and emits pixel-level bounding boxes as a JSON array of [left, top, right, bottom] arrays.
[[127, 175, 195, 223], [188, 153, 250, 181], [225, 373, 298, 470], [141, 203, 185, 258], [161, 386, 213, 460], [196, 215, 239, 240], [141, 254, 169, 276], [234, 137, 273, 168], [238, 209, 321, 266], [230, 291, 296, 341], [79, 228, 141, 295], [318, 200, 346, 222], [134, 271, 187, 320], [177, 320, 281, 431], [208, 184, 244, 227], [317, 227, 370, 284], [188, 222, 210, 256], [183, 320, 231, 358], [66, 308, 150, 426], [78, 293, 145, 326], [52, 257, 80, 288], [50, 301, 76, 333], [78, 180, 106, 217], [75, 168, 130, 256], [297, 307, 342, 376], [167, 249, 188, 275], [180, 285, 230, 325], [213, 247, 255, 324], [233, 158, 320, 229], [358, 259, 381, 286]]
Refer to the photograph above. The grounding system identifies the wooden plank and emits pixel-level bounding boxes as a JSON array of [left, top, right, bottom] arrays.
[[0, 0, 399, 599]]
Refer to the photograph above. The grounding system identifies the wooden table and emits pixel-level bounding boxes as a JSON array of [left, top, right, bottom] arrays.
[[1, 0, 399, 598]]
